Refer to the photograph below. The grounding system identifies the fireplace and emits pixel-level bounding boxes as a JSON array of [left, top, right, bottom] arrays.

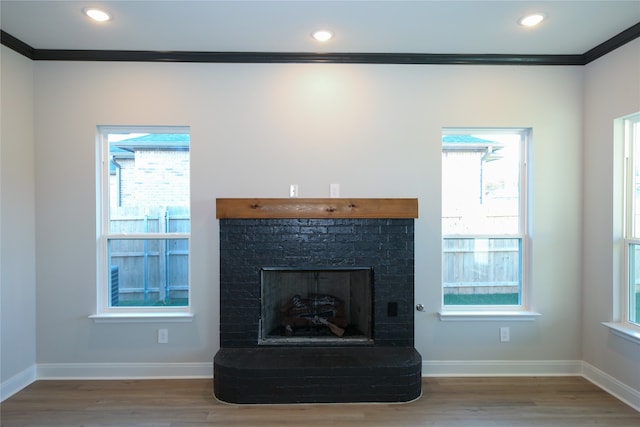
[[214, 198, 421, 404], [260, 267, 373, 345]]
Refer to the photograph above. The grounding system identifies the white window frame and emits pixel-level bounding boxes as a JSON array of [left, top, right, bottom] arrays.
[[439, 128, 539, 321], [605, 114, 640, 342], [91, 125, 193, 322]]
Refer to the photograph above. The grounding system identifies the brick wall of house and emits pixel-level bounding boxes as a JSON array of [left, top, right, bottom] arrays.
[[117, 150, 189, 208]]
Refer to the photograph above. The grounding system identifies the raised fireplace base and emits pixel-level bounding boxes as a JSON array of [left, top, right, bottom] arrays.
[[213, 346, 422, 404]]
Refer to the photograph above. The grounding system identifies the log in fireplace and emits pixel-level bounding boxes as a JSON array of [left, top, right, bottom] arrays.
[[214, 198, 422, 404]]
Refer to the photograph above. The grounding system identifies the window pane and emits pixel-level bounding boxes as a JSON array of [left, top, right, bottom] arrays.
[[108, 207, 190, 234], [108, 238, 188, 307], [107, 133, 190, 234], [630, 244, 640, 325], [443, 238, 522, 306], [632, 120, 640, 238], [626, 117, 640, 326], [442, 133, 521, 235]]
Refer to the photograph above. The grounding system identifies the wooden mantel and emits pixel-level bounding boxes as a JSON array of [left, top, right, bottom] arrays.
[[216, 198, 418, 219]]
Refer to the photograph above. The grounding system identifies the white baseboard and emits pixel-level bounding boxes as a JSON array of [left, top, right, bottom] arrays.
[[1, 365, 37, 402], [11, 360, 585, 382], [37, 362, 213, 380], [422, 359, 639, 412], [5, 360, 638, 413], [582, 361, 640, 412], [422, 359, 583, 377]]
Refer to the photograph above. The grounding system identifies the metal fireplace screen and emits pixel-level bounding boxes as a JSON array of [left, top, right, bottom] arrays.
[[259, 267, 373, 345]]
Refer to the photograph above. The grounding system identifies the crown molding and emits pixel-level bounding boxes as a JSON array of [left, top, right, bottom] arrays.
[[0, 30, 35, 59], [16, 45, 585, 65], [2, 23, 639, 66], [583, 22, 640, 64]]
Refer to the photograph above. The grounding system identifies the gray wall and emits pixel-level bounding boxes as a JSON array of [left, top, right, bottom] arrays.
[[30, 60, 584, 364], [0, 46, 36, 398]]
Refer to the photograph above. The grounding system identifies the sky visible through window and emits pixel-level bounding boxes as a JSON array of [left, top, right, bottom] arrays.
[[442, 133, 521, 236]]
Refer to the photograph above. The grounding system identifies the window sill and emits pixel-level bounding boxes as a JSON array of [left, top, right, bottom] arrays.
[[89, 312, 194, 323], [602, 322, 640, 345], [438, 310, 541, 321]]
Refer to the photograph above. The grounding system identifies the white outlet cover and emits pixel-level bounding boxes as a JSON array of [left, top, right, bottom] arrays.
[[499, 327, 510, 342], [289, 184, 299, 198], [330, 183, 340, 198]]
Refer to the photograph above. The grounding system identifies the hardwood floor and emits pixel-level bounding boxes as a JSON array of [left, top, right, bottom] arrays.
[[1, 377, 639, 426]]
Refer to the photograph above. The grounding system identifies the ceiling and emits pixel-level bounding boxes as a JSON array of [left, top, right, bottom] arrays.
[[1, 0, 639, 56]]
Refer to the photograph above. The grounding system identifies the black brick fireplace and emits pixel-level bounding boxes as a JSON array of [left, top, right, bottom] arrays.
[[213, 198, 421, 404]]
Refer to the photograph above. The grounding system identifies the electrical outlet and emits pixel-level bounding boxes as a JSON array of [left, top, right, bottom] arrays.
[[158, 328, 169, 344], [499, 327, 510, 343], [330, 183, 340, 198], [289, 184, 299, 198]]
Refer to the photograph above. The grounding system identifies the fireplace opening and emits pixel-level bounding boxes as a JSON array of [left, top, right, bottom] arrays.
[[259, 267, 373, 345]]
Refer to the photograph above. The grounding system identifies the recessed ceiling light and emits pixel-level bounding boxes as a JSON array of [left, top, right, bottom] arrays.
[[312, 30, 334, 42], [83, 8, 111, 22], [518, 13, 546, 27]]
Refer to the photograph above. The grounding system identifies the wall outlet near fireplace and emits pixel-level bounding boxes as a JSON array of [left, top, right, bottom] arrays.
[[158, 328, 169, 344], [330, 183, 340, 198], [387, 302, 398, 317], [499, 327, 510, 343], [289, 184, 299, 198]]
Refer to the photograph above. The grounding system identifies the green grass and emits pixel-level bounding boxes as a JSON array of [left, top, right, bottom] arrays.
[[444, 293, 519, 306], [445, 293, 640, 322], [116, 298, 188, 307]]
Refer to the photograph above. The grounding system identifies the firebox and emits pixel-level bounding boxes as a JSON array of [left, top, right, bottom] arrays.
[[260, 267, 373, 345]]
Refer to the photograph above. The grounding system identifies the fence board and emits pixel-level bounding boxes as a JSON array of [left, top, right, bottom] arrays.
[[109, 207, 189, 304], [443, 238, 519, 294]]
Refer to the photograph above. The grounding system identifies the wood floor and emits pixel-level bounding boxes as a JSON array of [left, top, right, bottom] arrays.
[[1, 377, 639, 426]]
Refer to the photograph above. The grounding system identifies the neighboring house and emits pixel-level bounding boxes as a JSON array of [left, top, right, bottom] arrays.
[[109, 133, 190, 209]]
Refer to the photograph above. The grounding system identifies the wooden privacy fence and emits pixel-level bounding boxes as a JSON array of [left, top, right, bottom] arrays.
[[109, 207, 189, 304], [443, 238, 520, 295]]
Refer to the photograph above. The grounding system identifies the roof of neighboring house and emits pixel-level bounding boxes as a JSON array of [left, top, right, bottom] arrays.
[[117, 133, 190, 143], [109, 133, 190, 173], [442, 134, 502, 152], [112, 133, 190, 153], [442, 135, 494, 144]]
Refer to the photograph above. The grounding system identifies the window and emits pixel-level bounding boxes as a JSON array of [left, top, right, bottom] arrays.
[[96, 126, 190, 315], [623, 114, 640, 329], [442, 128, 529, 310]]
